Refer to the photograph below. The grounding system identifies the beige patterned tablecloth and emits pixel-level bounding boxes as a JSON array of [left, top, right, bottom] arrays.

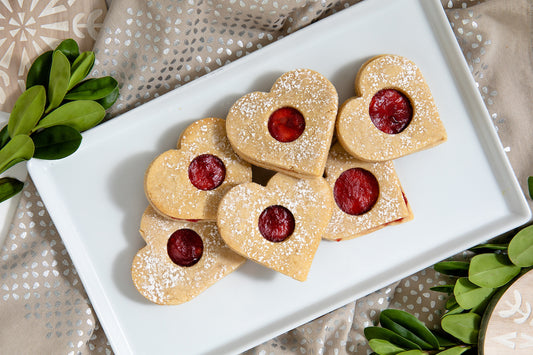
[[1, 0, 532, 354]]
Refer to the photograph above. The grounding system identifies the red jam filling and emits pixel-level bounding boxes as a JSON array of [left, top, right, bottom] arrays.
[[167, 228, 204, 267], [268, 107, 306, 142], [258, 205, 295, 243], [334, 168, 379, 215], [188, 154, 226, 190], [170, 217, 200, 222], [369, 89, 413, 134], [384, 218, 404, 227]]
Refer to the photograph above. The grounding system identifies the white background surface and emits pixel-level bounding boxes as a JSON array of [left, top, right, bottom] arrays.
[[26, 0, 531, 354]]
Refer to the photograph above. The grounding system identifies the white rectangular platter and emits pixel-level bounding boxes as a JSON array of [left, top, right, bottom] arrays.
[[27, 0, 531, 353]]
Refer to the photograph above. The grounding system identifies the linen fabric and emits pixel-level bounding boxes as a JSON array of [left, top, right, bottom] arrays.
[[1, 0, 532, 353]]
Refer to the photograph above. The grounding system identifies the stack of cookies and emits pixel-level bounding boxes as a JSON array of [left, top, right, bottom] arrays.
[[132, 117, 252, 305], [132, 55, 447, 304]]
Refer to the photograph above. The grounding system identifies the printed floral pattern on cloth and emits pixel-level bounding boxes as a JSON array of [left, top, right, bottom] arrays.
[[0, 0, 106, 111]]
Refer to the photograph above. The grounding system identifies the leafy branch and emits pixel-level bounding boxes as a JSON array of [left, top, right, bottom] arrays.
[[0, 39, 118, 203], [364, 224, 533, 354]]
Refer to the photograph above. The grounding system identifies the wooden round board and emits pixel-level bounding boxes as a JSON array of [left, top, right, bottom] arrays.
[[480, 269, 533, 354]]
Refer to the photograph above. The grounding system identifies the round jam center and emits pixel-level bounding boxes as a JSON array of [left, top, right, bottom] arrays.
[[369, 89, 413, 134], [188, 154, 226, 190], [268, 107, 306, 143], [167, 228, 204, 267], [258, 205, 295, 243], [333, 168, 380, 215]]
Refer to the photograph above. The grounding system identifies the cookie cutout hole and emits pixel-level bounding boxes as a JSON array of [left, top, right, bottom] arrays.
[[258, 205, 295, 243], [167, 228, 204, 267], [268, 107, 306, 142], [369, 89, 413, 134], [188, 154, 226, 190], [334, 168, 379, 215], [252, 165, 276, 186]]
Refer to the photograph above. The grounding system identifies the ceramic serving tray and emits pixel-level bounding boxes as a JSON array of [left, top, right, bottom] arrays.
[[27, 0, 531, 353]]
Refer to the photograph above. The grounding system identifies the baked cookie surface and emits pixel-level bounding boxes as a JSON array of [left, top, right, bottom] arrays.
[[323, 143, 412, 241], [217, 173, 333, 281], [226, 69, 338, 178], [132, 206, 245, 305], [144, 117, 252, 221], [336, 54, 447, 161]]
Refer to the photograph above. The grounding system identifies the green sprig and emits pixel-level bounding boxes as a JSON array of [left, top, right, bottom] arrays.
[[364, 224, 533, 355], [0, 38, 119, 203]]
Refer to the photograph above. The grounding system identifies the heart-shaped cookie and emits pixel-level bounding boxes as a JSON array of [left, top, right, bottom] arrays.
[[336, 55, 447, 162], [217, 173, 333, 281], [323, 143, 412, 241], [226, 69, 338, 178], [144, 117, 252, 221], [132, 206, 246, 305]]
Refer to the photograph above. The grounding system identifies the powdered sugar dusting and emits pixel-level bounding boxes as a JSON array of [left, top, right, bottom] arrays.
[[337, 55, 446, 161], [217, 173, 333, 281], [323, 143, 410, 240], [145, 117, 252, 220], [132, 206, 245, 304], [226, 69, 338, 177]]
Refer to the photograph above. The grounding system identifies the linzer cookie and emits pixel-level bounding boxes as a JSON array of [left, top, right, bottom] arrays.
[[226, 69, 338, 178], [131, 206, 246, 305], [217, 173, 333, 281], [323, 143, 412, 241], [336, 54, 446, 162], [144, 117, 252, 221]]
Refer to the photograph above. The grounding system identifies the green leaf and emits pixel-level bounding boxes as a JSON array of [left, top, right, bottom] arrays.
[[46, 50, 71, 113], [34, 100, 105, 132], [434, 261, 469, 277], [55, 38, 79, 63], [380, 309, 440, 350], [26, 51, 53, 89], [441, 313, 481, 344], [68, 51, 95, 90], [529, 176, 533, 199], [508, 225, 533, 267], [96, 86, 119, 109], [0, 177, 24, 203], [0, 125, 10, 149], [368, 338, 406, 355], [454, 277, 494, 310], [31, 125, 82, 160], [470, 298, 491, 315], [65, 76, 118, 100], [397, 351, 426, 355], [364, 327, 422, 350], [432, 332, 460, 347], [0, 135, 34, 173], [443, 296, 465, 317], [468, 253, 520, 288], [444, 306, 465, 318], [430, 285, 454, 294], [445, 295, 459, 310], [470, 243, 508, 251], [8, 85, 46, 137], [436, 345, 471, 355]]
